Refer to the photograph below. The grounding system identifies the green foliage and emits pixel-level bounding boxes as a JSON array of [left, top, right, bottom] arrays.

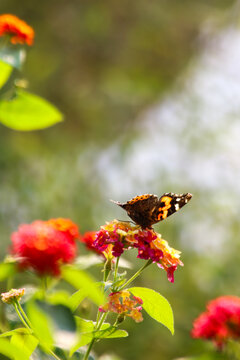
[[0, 338, 31, 359], [0, 60, 12, 88], [129, 287, 174, 334], [26, 300, 54, 351], [62, 266, 106, 306], [11, 333, 39, 359], [69, 289, 88, 312], [0, 90, 63, 131], [0, 262, 16, 281], [0, 1, 237, 359], [45, 290, 71, 308], [0, 328, 30, 337], [70, 317, 128, 356]]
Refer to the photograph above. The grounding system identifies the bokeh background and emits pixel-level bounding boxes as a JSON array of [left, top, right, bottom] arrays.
[[1, 0, 240, 359]]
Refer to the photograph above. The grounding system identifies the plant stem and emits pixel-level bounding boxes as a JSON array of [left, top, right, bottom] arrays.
[[83, 312, 108, 360], [118, 259, 152, 291], [13, 300, 62, 360], [83, 338, 95, 360], [13, 301, 31, 331], [17, 302, 32, 329], [84, 258, 111, 360], [41, 276, 48, 299], [96, 312, 108, 330], [113, 257, 120, 283], [48, 348, 63, 360]]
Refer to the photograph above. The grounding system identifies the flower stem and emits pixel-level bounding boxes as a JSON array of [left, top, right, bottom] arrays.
[[83, 338, 95, 360], [41, 276, 48, 299], [13, 301, 31, 331], [13, 300, 62, 360], [17, 302, 32, 329], [118, 259, 152, 291], [113, 257, 120, 283], [97, 312, 108, 330], [83, 312, 108, 360], [48, 349, 63, 360]]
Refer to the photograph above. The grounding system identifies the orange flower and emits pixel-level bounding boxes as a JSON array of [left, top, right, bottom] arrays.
[[46, 218, 80, 240], [99, 290, 144, 323], [0, 14, 34, 45]]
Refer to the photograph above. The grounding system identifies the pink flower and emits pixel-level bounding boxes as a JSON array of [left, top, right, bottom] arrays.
[[92, 220, 183, 282], [192, 296, 240, 348]]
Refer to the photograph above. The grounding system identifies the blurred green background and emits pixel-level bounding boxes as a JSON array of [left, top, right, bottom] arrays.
[[1, 0, 240, 359]]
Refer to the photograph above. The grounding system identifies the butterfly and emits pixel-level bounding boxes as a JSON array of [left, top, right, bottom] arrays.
[[111, 193, 192, 229]]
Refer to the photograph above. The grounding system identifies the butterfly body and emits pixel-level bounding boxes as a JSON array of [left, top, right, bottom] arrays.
[[112, 193, 192, 229]]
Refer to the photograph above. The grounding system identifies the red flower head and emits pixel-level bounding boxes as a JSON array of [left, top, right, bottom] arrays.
[[192, 296, 240, 349], [0, 14, 34, 45], [11, 219, 79, 276], [92, 220, 183, 282], [99, 290, 144, 323], [80, 231, 104, 256]]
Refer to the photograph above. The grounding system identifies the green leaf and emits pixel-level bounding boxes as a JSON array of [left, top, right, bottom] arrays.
[[69, 289, 88, 312], [0, 328, 30, 337], [70, 318, 128, 356], [70, 318, 95, 355], [0, 89, 63, 131], [0, 338, 30, 359], [26, 300, 54, 351], [46, 290, 71, 308], [129, 287, 174, 335], [0, 47, 26, 69], [11, 333, 38, 359], [0, 60, 12, 88], [94, 324, 128, 339], [31, 300, 77, 350], [0, 262, 16, 281], [62, 266, 106, 306]]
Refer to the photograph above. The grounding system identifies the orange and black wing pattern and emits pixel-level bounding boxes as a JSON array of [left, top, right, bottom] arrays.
[[112, 192, 192, 228]]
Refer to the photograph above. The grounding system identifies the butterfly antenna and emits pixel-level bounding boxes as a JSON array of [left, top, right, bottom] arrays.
[[110, 199, 121, 204]]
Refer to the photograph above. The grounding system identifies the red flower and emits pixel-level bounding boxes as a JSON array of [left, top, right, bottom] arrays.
[[80, 231, 103, 256], [11, 219, 79, 276], [192, 296, 240, 348], [0, 14, 34, 45]]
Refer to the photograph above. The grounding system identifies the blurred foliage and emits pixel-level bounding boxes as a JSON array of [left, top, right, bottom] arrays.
[[0, 0, 239, 359]]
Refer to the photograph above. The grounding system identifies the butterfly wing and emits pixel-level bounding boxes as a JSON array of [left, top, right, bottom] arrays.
[[112, 192, 192, 228], [154, 192, 192, 222], [112, 194, 159, 228]]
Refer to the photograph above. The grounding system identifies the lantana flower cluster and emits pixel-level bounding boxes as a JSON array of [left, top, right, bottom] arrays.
[[11, 218, 80, 276], [1, 288, 25, 305], [0, 14, 34, 45], [192, 296, 240, 349], [92, 220, 183, 282], [99, 290, 144, 323]]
